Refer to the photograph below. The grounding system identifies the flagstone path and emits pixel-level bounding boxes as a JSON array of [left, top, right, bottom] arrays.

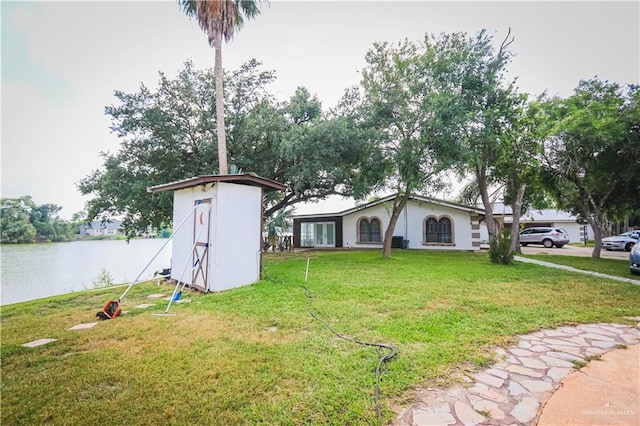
[[393, 321, 640, 426]]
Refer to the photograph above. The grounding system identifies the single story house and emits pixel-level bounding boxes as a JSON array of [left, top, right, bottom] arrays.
[[293, 194, 486, 251], [80, 220, 124, 237]]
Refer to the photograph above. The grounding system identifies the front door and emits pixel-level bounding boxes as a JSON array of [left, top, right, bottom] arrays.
[[192, 199, 211, 291], [314, 222, 335, 247]]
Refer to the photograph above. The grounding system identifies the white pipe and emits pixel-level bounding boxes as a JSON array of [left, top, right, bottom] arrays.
[[305, 257, 310, 282]]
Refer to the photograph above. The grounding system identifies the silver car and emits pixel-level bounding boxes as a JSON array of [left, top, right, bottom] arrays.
[[602, 231, 640, 252], [630, 242, 640, 275], [519, 227, 570, 248]]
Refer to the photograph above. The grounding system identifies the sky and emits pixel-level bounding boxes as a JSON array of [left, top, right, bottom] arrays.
[[1, 1, 639, 219]]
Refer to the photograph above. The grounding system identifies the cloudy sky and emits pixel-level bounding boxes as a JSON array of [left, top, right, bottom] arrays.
[[2, 1, 638, 218]]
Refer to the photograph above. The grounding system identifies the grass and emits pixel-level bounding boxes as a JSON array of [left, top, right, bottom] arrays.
[[570, 241, 595, 248], [2, 250, 640, 425], [520, 253, 640, 281]]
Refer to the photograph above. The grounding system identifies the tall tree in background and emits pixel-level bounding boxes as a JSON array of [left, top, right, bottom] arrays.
[[358, 34, 471, 258], [79, 61, 372, 239], [497, 95, 547, 255], [448, 29, 519, 245], [179, 0, 262, 174], [542, 80, 640, 259], [0, 196, 77, 243]]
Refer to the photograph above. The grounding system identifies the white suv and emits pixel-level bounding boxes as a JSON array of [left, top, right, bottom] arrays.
[[519, 227, 570, 248]]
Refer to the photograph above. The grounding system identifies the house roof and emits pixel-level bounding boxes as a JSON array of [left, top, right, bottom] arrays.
[[85, 220, 123, 230], [293, 193, 485, 219], [484, 202, 580, 223], [147, 173, 287, 194]]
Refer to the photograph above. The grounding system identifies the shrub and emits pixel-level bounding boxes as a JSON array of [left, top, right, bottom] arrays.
[[489, 229, 514, 264]]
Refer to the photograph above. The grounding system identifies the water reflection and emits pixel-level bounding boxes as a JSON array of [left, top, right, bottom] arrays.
[[0, 239, 172, 305]]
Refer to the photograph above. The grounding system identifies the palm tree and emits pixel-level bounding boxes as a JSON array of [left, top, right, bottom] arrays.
[[179, 0, 262, 175]]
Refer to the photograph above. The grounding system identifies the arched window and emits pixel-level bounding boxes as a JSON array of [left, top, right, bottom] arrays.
[[424, 216, 453, 244], [438, 217, 452, 243], [358, 217, 382, 243]]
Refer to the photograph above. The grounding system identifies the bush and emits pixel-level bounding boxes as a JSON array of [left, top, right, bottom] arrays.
[[489, 229, 514, 265], [92, 269, 115, 289]]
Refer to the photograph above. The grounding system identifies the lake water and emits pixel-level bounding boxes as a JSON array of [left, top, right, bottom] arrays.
[[0, 239, 172, 306]]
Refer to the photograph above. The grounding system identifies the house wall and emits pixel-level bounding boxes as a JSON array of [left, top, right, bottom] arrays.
[[342, 200, 479, 251], [170, 182, 262, 292]]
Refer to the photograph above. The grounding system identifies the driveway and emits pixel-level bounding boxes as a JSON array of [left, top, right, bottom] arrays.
[[520, 244, 630, 260]]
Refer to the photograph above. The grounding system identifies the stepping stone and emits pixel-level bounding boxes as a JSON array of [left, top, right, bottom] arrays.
[[146, 294, 166, 300], [508, 380, 527, 396], [540, 355, 575, 368], [485, 367, 508, 380], [510, 348, 533, 357], [621, 333, 640, 344], [133, 303, 154, 309], [544, 338, 579, 347], [474, 372, 504, 388], [472, 399, 506, 420], [174, 298, 191, 304], [521, 379, 554, 393], [581, 333, 616, 342], [22, 338, 57, 348], [518, 356, 547, 369], [412, 407, 456, 426], [68, 322, 97, 331], [506, 364, 545, 378], [511, 397, 539, 423], [454, 401, 485, 426], [547, 367, 573, 382], [591, 340, 617, 348]]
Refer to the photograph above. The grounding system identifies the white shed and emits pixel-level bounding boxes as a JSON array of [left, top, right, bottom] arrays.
[[148, 174, 285, 292]]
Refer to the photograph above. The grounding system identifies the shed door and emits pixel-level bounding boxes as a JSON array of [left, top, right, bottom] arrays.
[[192, 199, 212, 291]]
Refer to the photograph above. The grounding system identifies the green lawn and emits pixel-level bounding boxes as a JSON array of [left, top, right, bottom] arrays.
[[521, 253, 639, 281], [2, 250, 640, 425]]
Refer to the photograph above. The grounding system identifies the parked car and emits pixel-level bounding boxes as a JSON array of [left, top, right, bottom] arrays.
[[601, 231, 640, 252], [630, 242, 640, 275], [519, 227, 570, 248]]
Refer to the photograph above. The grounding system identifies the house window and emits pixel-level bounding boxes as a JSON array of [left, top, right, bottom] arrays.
[[301, 223, 314, 247], [358, 217, 382, 243], [424, 216, 453, 244]]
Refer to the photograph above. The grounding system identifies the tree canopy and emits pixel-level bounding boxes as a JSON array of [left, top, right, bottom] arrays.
[[0, 196, 79, 244], [79, 60, 373, 239], [542, 79, 640, 258], [357, 31, 519, 258]]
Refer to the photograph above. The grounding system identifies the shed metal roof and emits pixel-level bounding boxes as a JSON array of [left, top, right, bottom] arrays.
[[147, 173, 286, 194]]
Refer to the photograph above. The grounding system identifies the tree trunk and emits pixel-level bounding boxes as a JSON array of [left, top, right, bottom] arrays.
[[477, 171, 497, 243], [382, 191, 410, 259], [508, 182, 527, 255], [590, 220, 604, 260], [214, 30, 228, 175]]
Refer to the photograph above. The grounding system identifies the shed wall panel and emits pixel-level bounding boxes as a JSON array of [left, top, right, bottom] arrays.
[[212, 182, 262, 291]]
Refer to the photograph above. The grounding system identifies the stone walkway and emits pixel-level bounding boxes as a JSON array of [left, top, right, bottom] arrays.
[[393, 321, 640, 426], [514, 256, 640, 286]]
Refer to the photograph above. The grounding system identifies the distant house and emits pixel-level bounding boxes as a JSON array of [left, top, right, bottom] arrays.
[[293, 194, 486, 251], [490, 203, 592, 244], [80, 220, 124, 237]]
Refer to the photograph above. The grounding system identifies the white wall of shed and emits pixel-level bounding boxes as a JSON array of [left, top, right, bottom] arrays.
[[211, 182, 262, 291], [170, 182, 262, 291]]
